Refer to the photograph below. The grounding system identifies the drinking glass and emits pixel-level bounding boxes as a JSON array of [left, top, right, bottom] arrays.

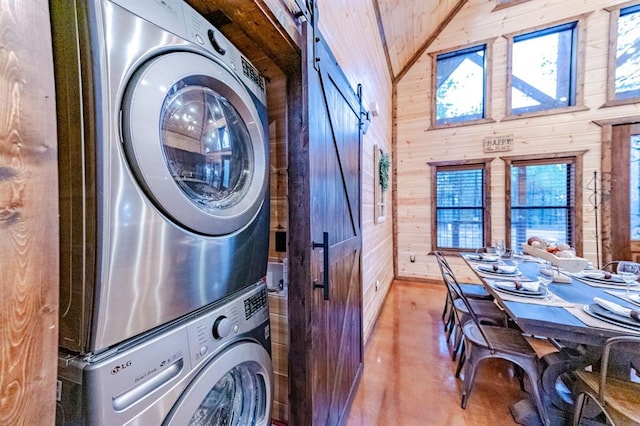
[[537, 261, 553, 297], [494, 240, 506, 264], [510, 249, 524, 272], [617, 261, 640, 297]]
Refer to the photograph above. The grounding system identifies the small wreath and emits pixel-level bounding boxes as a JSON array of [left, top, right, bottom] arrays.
[[378, 151, 390, 191]]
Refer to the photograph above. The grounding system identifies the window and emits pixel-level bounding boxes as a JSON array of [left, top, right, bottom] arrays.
[[503, 153, 585, 254], [607, 3, 640, 104], [432, 43, 490, 127], [429, 160, 492, 251], [508, 22, 578, 115], [505, 16, 588, 118]]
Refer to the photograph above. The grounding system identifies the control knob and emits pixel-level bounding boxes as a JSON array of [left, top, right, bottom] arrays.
[[212, 316, 232, 340]]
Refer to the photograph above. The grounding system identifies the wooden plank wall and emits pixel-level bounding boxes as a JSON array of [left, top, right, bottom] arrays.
[[395, 0, 640, 283], [0, 0, 59, 424], [318, 0, 394, 342]]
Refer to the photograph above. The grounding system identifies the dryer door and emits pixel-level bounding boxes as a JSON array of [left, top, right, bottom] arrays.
[[164, 341, 273, 426], [122, 51, 267, 236]]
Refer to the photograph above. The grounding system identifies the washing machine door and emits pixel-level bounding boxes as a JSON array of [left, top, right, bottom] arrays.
[[122, 51, 267, 236], [164, 341, 273, 426]]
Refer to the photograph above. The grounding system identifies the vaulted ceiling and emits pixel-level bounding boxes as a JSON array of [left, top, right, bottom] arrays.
[[187, 0, 468, 81], [373, 0, 466, 81]]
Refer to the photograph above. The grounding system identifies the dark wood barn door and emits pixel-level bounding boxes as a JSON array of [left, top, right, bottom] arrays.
[[310, 36, 363, 425], [288, 29, 363, 425]]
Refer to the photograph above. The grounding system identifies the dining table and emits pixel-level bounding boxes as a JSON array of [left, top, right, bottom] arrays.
[[460, 252, 640, 425]]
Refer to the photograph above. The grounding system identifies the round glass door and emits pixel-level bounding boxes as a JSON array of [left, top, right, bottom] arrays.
[[164, 342, 272, 426], [122, 52, 267, 236]]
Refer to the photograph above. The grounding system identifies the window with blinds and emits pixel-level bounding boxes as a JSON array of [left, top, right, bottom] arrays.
[[509, 159, 575, 248], [434, 164, 487, 250]]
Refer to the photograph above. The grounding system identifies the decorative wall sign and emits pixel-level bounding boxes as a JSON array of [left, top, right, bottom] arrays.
[[484, 134, 513, 153]]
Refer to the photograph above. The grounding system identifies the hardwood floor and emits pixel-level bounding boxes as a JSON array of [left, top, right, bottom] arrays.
[[345, 280, 527, 425]]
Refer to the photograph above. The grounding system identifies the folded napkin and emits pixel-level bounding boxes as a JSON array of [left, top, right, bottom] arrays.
[[544, 269, 572, 283], [594, 297, 640, 321], [479, 264, 517, 274], [468, 253, 499, 262], [498, 280, 540, 292]]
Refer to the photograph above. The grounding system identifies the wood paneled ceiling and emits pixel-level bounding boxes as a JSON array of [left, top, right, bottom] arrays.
[[187, 0, 468, 82], [374, 0, 466, 81]]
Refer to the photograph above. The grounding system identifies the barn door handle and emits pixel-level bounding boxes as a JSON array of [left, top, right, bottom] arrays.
[[313, 232, 330, 300]]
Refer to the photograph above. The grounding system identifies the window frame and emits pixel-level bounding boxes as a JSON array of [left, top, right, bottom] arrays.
[[429, 158, 493, 253], [501, 151, 586, 256], [604, 1, 640, 107], [429, 40, 496, 129], [504, 15, 589, 121], [493, 0, 532, 11]]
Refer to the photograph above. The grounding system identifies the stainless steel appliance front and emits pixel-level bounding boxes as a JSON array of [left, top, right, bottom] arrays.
[[56, 282, 273, 425], [51, 0, 269, 354]]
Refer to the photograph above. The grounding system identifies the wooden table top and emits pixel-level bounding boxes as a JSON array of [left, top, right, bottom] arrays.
[[462, 255, 640, 347]]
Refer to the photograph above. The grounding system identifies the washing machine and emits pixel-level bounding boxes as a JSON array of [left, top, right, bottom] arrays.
[[50, 0, 270, 355], [56, 281, 273, 425]]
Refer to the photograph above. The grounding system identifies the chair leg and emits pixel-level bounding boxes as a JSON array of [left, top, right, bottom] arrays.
[[452, 326, 463, 361], [461, 346, 481, 409], [442, 295, 451, 323], [513, 364, 525, 391], [520, 361, 549, 426], [455, 340, 466, 378], [572, 392, 585, 426]]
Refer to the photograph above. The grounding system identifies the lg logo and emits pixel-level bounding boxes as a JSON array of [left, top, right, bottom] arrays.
[[111, 360, 132, 375]]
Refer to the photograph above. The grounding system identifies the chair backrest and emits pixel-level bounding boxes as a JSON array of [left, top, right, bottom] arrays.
[[434, 251, 461, 302], [598, 335, 640, 401], [435, 252, 494, 351]]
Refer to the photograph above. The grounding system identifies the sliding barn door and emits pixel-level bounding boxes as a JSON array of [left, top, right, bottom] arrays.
[[288, 29, 363, 425], [310, 36, 363, 425]]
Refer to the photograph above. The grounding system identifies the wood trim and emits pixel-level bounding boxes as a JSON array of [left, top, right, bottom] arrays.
[[492, 0, 532, 11], [187, 0, 302, 73], [394, 0, 468, 83], [392, 83, 399, 279], [606, 6, 619, 103], [500, 150, 589, 163], [600, 123, 614, 267], [501, 105, 591, 121], [370, 0, 395, 82], [287, 21, 311, 425], [393, 275, 443, 285], [1, 0, 59, 423], [593, 115, 640, 127]]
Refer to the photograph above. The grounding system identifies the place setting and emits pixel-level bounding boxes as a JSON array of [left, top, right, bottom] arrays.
[[486, 261, 573, 306], [462, 253, 500, 263], [572, 261, 640, 290], [473, 263, 527, 281], [581, 296, 640, 332]]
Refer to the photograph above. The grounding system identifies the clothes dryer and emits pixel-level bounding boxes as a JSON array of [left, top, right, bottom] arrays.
[[56, 282, 273, 425], [51, 0, 270, 354]]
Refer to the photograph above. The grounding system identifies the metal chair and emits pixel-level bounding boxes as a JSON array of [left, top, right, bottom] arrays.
[[436, 252, 492, 336], [572, 335, 640, 426], [440, 266, 550, 426], [434, 252, 506, 365]]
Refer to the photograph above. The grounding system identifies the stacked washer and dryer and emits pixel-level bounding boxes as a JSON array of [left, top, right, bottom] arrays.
[[51, 0, 273, 424]]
